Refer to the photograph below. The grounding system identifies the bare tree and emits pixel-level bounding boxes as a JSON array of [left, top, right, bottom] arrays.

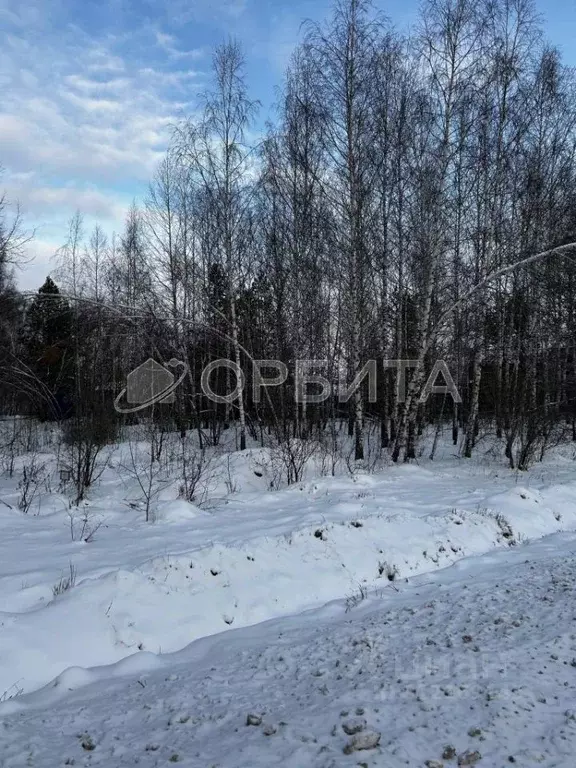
[[175, 39, 258, 451]]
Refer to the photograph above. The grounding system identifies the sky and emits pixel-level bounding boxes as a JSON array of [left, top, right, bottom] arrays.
[[1, 0, 575, 290]]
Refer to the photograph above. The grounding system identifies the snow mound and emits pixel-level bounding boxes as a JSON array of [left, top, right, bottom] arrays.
[[152, 499, 207, 523]]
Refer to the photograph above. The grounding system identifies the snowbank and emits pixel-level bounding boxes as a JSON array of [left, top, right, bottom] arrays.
[[3, 449, 576, 699]]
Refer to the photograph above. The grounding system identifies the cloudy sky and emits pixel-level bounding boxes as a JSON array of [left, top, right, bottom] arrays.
[[1, 0, 575, 289]]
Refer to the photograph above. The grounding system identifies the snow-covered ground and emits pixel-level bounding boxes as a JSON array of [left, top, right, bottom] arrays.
[[2, 424, 576, 765], [3, 531, 576, 766]]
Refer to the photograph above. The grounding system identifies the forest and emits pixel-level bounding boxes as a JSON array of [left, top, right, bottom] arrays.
[[2, 0, 576, 481]]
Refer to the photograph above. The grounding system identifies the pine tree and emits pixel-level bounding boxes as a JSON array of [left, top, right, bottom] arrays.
[[24, 277, 73, 419]]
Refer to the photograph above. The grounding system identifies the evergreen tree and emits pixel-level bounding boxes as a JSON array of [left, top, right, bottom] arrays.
[[24, 277, 73, 419]]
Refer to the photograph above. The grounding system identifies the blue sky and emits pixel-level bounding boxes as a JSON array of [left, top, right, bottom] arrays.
[[1, 0, 575, 289]]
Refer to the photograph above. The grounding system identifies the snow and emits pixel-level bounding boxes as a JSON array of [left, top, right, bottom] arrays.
[[2, 426, 576, 765], [2, 531, 576, 766]]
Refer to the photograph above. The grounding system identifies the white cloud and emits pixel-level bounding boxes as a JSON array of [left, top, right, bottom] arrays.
[[0, 29, 190, 183], [155, 30, 177, 49], [7, 182, 127, 223], [63, 92, 124, 113], [0, 9, 206, 291], [16, 239, 60, 291], [150, 0, 249, 25], [138, 66, 200, 90], [64, 74, 132, 94], [150, 26, 206, 60], [0, 0, 290, 289], [85, 49, 127, 73]]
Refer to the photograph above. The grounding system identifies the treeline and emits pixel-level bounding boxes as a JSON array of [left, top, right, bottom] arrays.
[[3, 0, 576, 471]]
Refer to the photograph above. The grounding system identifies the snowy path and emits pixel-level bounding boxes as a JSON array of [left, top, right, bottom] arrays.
[[3, 531, 576, 767]]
